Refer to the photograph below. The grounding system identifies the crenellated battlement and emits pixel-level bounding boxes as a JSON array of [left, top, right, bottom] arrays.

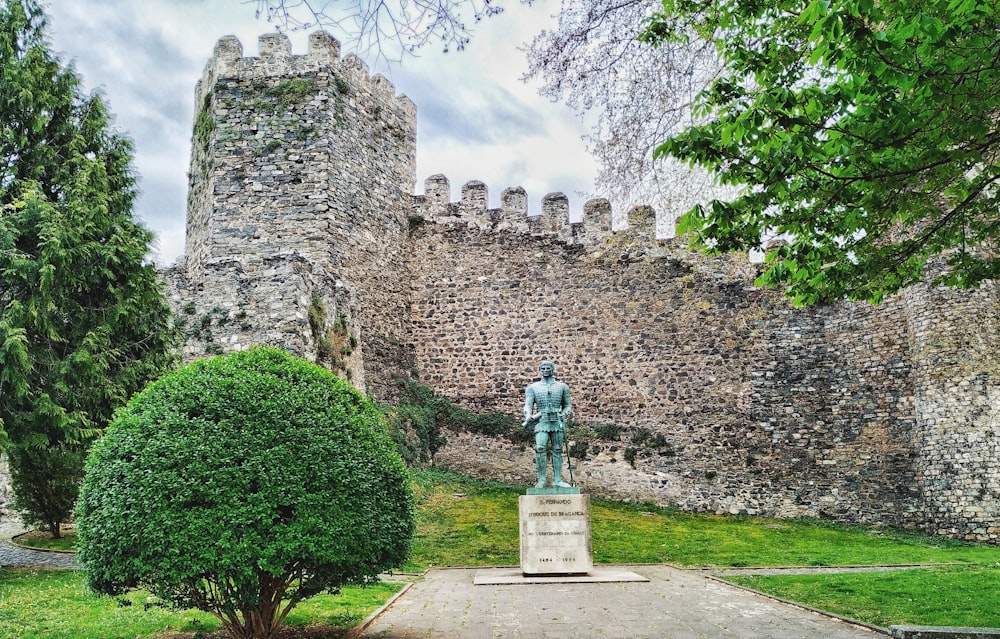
[[194, 31, 416, 125], [165, 30, 1000, 544], [411, 174, 675, 248]]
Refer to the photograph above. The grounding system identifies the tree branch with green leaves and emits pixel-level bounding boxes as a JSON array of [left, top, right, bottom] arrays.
[[643, 0, 1000, 304]]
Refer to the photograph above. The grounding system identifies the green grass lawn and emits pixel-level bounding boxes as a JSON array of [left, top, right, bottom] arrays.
[[6, 466, 1000, 637], [726, 566, 1000, 628], [0, 569, 217, 639], [0, 569, 401, 639], [11, 531, 76, 552], [407, 467, 1000, 570], [407, 467, 1000, 629]]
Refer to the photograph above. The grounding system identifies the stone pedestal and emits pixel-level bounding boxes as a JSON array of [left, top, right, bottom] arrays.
[[519, 493, 593, 575]]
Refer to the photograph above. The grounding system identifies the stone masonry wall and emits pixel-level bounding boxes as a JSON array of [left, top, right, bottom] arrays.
[[750, 299, 921, 527], [406, 176, 927, 529], [160, 30, 1000, 541], [903, 280, 1000, 540], [165, 32, 416, 395]]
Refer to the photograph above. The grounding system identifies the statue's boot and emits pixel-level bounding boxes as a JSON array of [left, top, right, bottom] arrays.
[[535, 451, 548, 488], [552, 450, 572, 488]]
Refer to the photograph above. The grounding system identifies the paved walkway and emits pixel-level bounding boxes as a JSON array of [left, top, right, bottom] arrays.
[[359, 565, 886, 639], [0, 521, 78, 569]]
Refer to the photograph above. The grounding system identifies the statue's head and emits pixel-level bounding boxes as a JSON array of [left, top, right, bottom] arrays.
[[539, 361, 555, 377]]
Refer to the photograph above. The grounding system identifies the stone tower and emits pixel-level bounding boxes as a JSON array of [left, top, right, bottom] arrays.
[[902, 280, 1000, 539], [169, 32, 417, 396]]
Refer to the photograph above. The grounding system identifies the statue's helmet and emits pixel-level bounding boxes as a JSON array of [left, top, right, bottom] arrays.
[[539, 361, 556, 374]]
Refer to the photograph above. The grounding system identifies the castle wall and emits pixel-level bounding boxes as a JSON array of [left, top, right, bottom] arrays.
[[903, 281, 1000, 540], [406, 178, 924, 528], [161, 30, 1000, 541], [750, 299, 921, 526], [163, 255, 360, 372]]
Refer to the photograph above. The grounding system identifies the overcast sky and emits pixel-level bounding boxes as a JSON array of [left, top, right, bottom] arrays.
[[44, 0, 596, 265]]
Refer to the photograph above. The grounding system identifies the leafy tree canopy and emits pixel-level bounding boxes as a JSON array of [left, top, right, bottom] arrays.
[[643, 0, 1000, 304], [0, 0, 175, 527], [76, 347, 415, 639]]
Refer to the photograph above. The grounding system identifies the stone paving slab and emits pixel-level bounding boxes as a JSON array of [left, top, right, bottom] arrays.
[[360, 565, 886, 639], [888, 627, 1000, 639], [474, 566, 648, 585]]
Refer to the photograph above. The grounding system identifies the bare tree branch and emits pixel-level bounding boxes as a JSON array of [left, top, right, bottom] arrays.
[[245, 0, 512, 63], [523, 0, 731, 234]]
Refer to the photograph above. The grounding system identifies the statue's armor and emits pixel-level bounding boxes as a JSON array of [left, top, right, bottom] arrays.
[[525, 380, 570, 433], [523, 366, 573, 489]]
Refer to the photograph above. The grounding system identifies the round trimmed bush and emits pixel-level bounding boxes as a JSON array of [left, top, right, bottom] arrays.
[[75, 346, 414, 639]]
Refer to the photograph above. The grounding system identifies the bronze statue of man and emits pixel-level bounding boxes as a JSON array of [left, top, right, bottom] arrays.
[[523, 361, 572, 489]]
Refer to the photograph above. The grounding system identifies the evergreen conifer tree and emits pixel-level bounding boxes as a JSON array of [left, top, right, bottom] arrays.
[[0, 0, 175, 536]]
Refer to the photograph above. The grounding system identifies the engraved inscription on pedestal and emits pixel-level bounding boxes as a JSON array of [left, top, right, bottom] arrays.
[[519, 493, 593, 575]]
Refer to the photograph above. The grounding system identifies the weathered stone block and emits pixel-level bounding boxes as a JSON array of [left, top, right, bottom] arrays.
[[519, 494, 592, 575]]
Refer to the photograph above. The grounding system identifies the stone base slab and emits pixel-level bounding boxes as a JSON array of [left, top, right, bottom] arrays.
[[474, 566, 649, 585]]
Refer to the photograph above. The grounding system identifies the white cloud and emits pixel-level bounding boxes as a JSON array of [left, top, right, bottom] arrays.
[[45, 0, 596, 265]]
